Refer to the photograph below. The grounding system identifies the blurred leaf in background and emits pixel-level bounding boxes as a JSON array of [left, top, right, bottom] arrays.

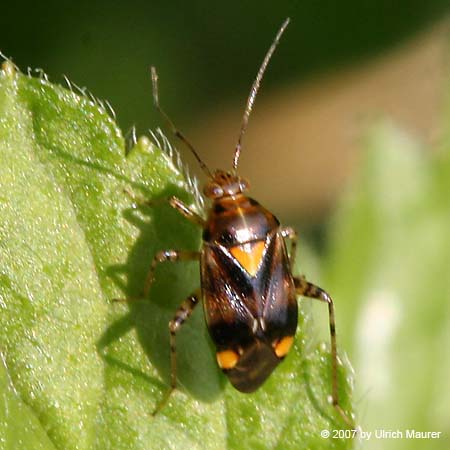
[[324, 119, 450, 449]]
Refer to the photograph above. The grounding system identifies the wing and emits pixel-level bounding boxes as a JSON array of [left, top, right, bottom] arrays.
[[258, 232, 298, 342], [201, 231, 297, 349], [201, 243, 257, 350]]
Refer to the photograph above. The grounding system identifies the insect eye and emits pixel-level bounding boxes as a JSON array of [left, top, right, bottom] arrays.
[[203, 183, 224, 198], [239, 178, 250, 192]]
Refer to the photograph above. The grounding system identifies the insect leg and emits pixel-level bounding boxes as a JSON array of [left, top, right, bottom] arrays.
[[113, 250, 200, 303], [143, 250, 200, 298], [153, 290, 200, 415], [151, 67, 212, 178], [281, 226, 298, 269], [294, 276, 355, 428], [167, 196, 205, 226], [123, 188, 205, 227]]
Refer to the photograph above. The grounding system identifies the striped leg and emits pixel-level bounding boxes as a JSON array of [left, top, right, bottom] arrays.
[[124, 187, 205, 227], [294, 276, 354, 428], [166, 196, 205, 227], [113, 250, 200, 302], [152, 290, 200, 415], [142, 250, 200, 298]]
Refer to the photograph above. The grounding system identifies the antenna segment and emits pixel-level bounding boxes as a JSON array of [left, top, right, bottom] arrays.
[[232, 18, 290, 171], [151, 67, 213, 178]]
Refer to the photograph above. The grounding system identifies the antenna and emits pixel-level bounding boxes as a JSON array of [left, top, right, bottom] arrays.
[[151, 67, 213, 178], [232, 18, 290, 171]]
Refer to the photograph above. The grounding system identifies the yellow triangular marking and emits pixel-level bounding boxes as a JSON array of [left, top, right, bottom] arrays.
[[230, 241, 265, 276]]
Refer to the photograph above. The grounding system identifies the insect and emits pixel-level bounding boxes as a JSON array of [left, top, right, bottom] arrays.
[[128, 18, 352, 426]]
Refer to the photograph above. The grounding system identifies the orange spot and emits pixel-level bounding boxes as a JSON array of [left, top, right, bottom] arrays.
[[274, 336, 294, 358], [216, 349, 239, 369], [230, 241, 265, 276]]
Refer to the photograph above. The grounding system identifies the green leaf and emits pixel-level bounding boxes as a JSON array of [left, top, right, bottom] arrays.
[[325, 120, 450, 450], [0, 353, 56, 450], [0, 61, 354, 449]]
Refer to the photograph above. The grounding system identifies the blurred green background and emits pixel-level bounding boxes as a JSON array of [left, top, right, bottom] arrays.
[[2, 1, 450, 449], [2, 1, 449, 222], [0, 1, 448, 132]]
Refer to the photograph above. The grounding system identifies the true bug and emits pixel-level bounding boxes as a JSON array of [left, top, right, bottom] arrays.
[[126, 18, 353, 426]]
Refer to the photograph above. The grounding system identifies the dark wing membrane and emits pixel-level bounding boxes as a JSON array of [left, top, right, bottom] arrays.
[[201, 245, 257, 350], [258, 232, 298, 341], [202, 232, 297, 349]]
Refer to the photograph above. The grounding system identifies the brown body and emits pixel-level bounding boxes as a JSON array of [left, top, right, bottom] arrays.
[[201, 194, 297, 391], [142, 19, 353, 427]]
